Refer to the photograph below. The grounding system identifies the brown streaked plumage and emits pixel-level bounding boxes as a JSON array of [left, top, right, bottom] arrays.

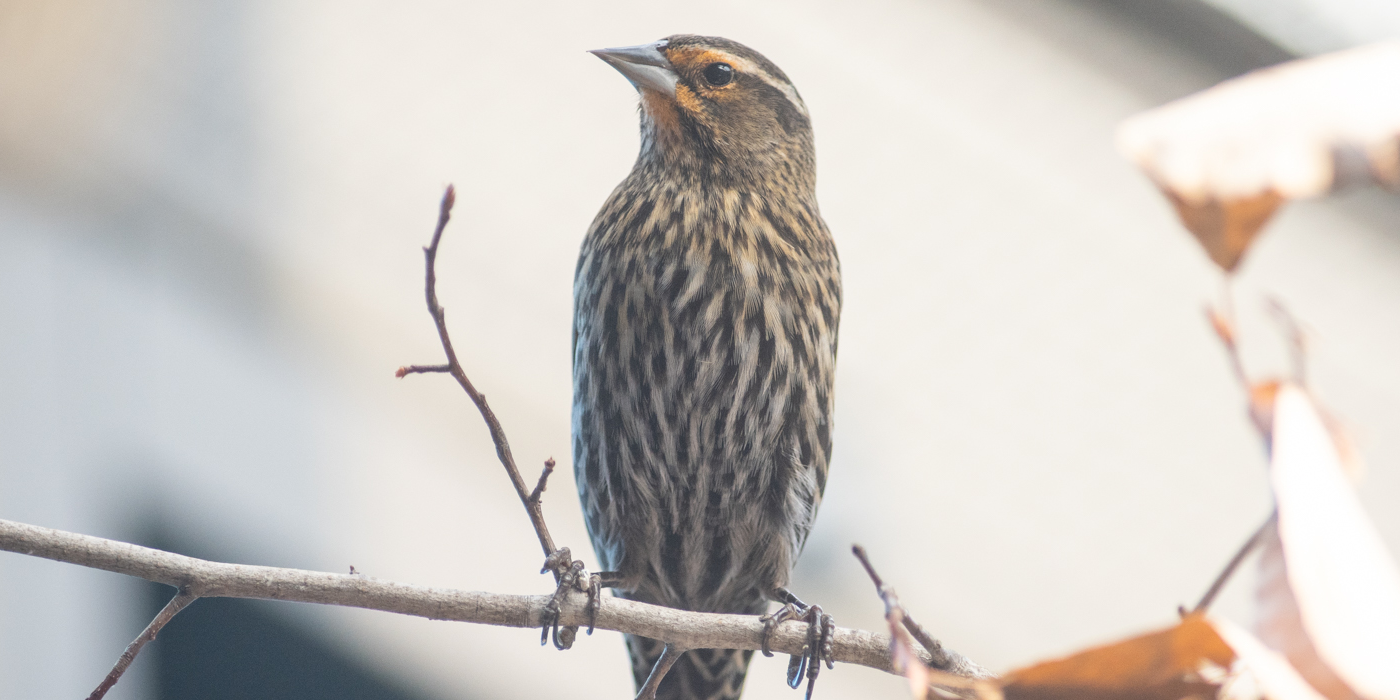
[[575, 35, 840, 700]]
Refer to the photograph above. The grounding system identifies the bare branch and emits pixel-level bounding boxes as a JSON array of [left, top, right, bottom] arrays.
[[395, 364, 450, 378], [635, 644, 686, 700], [1265, 296, 1310, 387], [1189, 510, 1276, 615], [1207, 291, 1281, 442], [88, 587, 198, 700], [0, 518, 948, 676], [395, 185, 558, 565], [1206, 282, 1249, 391], [852, 545, 990, 683]]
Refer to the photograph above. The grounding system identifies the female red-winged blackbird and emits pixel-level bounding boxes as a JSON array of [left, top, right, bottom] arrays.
[[574, 35, 841, 700]]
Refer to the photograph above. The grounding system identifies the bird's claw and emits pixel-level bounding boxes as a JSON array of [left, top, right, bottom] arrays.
[[760, 602, 835, 699], [585, 570, 603, 633], [759, 603, 798, 658], [539, 548, 604, 650]]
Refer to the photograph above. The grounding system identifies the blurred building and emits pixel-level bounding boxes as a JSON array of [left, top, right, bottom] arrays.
[[2, 1, 1398, 698]]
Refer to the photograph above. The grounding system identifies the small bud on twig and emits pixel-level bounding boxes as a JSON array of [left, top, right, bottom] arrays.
[[530, 458, 556, 505]]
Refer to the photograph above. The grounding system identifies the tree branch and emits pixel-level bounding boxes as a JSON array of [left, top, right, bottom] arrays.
[[852, 545, 990, 681], [635, 643, 686, 700], [0, 518, 967, 677], [395, 185, 558, 562], [1188, 510, 1276, 615], [87, 586, 198, 699]]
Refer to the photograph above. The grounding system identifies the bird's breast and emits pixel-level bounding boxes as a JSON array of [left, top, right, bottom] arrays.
[[572, 179, 840, 601], [576, 182, 838, 458]]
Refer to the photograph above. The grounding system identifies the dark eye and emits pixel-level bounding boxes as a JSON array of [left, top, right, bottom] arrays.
[[703, 62, 733, 86]]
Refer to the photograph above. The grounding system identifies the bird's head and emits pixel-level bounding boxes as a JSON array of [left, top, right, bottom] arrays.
[[591, 35, 813, 187]]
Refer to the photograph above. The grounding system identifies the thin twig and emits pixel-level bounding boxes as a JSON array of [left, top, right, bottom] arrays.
[[87, 586, 198, 700], [854, 548, 949, 667], [395, 185, 558, 567], [1206, 299, 1248, 391], [1190, 511, 1277, 614], [0, 518, 939, 676], [852, 545, 989, 679], [1265, 296, 1309, 387], [854, 544, 932, 699], [635, 644, 686, 700], [395, 364, 450, 378], [1207, 291, 1280, 441], [529, 458, 556, 505]]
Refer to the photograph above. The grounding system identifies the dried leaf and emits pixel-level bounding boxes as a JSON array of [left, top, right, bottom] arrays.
[[1118, 42, 1400, 271], [1212, 617, 1328, 700], [1317, 412, 1365, 482], [1161, 188, 1282, 271], [1256, 386, 1400, 700], [1119, 42, 1400, 202], [1002, 615, 1234, 700], [1256, 522, 1359, 700]]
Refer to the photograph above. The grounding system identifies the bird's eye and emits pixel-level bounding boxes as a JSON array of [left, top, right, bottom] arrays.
[[703, 62, 734, 86]]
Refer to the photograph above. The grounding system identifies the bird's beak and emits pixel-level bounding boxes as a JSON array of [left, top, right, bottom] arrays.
[[589, 41, 677, 97]]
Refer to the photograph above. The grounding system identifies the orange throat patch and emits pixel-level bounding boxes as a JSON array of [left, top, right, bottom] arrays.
[[642, 87, 682, 139]]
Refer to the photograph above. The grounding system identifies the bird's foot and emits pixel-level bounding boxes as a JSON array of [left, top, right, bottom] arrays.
[[539, 548, 592, 649], [539, 548, 622, 649], [760, 590, 835, 699]]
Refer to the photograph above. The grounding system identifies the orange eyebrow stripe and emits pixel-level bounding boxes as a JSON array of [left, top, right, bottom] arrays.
[[662, 44, 808, 114]]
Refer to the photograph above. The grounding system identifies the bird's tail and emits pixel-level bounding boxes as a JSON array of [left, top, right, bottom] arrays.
[[628, 635, 753, 700]]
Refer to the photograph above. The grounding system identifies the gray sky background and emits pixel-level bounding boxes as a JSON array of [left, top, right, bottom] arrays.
[[2, 1, 1398, 698]]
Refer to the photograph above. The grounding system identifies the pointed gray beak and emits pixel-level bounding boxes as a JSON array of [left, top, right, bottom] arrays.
[[589, 41, 677, 97]]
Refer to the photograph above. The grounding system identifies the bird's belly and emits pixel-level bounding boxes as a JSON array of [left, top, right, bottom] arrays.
[[575, 287, 822, 611]]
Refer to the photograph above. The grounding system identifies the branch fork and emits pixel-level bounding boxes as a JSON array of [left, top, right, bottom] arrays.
[[392, 186, 612, 654]]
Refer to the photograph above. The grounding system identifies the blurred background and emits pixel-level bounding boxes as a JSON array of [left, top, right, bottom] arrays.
[[2, 0, 1398, 698]]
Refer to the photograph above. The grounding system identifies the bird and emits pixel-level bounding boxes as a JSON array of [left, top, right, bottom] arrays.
[[572, 34, 841, 700]]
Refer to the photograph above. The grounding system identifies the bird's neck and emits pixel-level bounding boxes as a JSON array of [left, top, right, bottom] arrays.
[[634, 147, 816, 201], [636, 115, 816, 196]]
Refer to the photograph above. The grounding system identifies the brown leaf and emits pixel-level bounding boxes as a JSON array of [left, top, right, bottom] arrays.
[[1118, 43, 1400, 202], [1256, 520, 1361, 700], [1211, 617, 1328, 700], [1118, 43, 1400, 271], [1161, 188, 1283, 272], [1002, 615, 1234, 700], [1256, 386, 1400, 700]]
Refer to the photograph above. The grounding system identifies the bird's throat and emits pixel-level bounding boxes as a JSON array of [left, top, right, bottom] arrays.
[[641, 89, 681, 140]]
